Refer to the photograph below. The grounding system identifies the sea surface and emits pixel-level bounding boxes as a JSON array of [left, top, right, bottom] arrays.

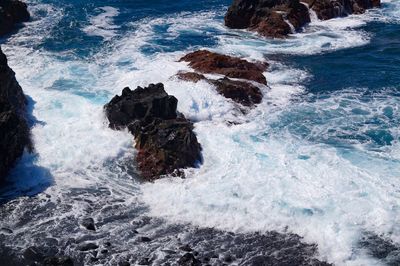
[[1, 0, 400, 265]]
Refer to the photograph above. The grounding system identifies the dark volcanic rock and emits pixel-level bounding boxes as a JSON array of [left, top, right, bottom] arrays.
[[180, 50, 268, 84], [0, 0, 30, 36], [225, 0, 380, 38], [225, 0, 311, 38], [211, 77, 263, 106], [303, 0, 381, 20], [176, 71, 263, 107], [105, 83, 202, 180], [0, 47, 30, 185]]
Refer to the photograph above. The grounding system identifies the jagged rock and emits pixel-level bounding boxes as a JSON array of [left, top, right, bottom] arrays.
[[180, 50, 268, 84], [225, 0, 311, 38], [176, 72, 263, 107], [0, 47, 30, 185], [105, 83, 202, 180], [211, 77, 263, 106], [224, 0, 380, 38], [0, 0, 30, 36]]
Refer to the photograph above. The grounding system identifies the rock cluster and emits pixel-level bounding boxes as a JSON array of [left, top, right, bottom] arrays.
[[105, 83, 202, 180], [0, 0, 30, 36], [303, 0, 381, 20], [224, 0, 381, 38], [178, 50, 266, 107], [0, 47, 30, 184]]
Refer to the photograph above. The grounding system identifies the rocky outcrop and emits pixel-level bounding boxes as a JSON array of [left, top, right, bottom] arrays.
[[178, 50, 266, 106], [177, 71, 263, 107], [180, 50, 268, 85], [224, 0, 380, 38], [225, 0, 311, 38], [303, 0, 381, 20], [0, 0, 30, 36], [105, 83, 202, 180], [0, 47, 30, 184]]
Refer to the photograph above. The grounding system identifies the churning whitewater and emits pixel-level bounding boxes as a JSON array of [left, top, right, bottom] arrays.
[[1, 0, 400, 265]]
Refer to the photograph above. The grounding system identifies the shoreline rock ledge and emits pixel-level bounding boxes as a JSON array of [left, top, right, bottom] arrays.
[[105, 83, 202, 180], [224, 0, 381, 38], [0, 0, 30, 36], [0, 47, 31, 184]]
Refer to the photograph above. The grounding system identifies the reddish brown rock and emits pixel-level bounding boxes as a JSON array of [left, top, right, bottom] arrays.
[[104, 83, 202, 180], [225, 0, 311, 38], [225, 0, 380, 38], [211, 78, 263, 107], [180, 50, 268, 85], [176, 72, 263, 107]]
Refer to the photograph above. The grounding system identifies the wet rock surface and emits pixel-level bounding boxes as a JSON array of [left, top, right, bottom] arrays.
[[303, 0, 381, 20], [178, 50, 266, 107], [180, 50, 268, 85], [177, 71, 263, 107], [225, 0, 380, 38], [105, 83, 202, 180], [0, 46, 31, 185], [224, 0, 311, 38], [0, 0, 30, 36]]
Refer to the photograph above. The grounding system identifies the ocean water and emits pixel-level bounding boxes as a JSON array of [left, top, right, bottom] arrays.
[[1, 0, 400, 265]]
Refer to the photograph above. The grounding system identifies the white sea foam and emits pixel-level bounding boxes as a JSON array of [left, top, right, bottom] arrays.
[[83, 6, 120, 41]]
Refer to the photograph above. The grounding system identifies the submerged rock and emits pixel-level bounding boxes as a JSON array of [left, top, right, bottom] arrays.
[[0, 47, 31, 185], [105, 83, 202, 180], [0, 0, 30, 36], [180, 50, 268, 84], [224, 0, 380, 38]]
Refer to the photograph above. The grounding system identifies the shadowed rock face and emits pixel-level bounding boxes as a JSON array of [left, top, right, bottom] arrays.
[[224, 0, 380, 38], [180, 50, 268, 85], [0, 47, 30, 184], [105, 83, 202, 180], [0, 0, 30, 36]]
